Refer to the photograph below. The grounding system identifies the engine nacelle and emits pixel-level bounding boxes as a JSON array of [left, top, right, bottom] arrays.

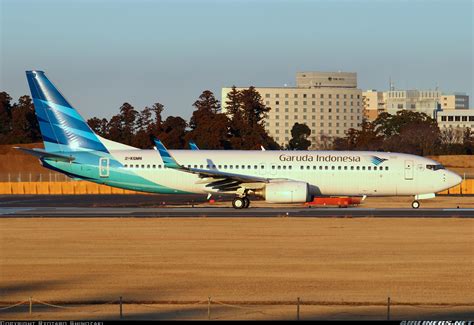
[[257, 181, 311, 203]]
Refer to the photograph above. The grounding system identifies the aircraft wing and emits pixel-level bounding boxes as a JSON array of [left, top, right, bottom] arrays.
[[153, 139, 270, 192], [14, 147, 76, 162]]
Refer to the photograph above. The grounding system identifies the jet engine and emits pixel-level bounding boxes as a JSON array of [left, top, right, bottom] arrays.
[[256, 181, 311, 203]]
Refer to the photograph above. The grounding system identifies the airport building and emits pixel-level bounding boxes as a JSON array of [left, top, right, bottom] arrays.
[[222, 72, 363, 149]]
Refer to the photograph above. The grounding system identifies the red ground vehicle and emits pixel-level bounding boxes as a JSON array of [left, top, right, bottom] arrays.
[[304, 197, 362, 208]]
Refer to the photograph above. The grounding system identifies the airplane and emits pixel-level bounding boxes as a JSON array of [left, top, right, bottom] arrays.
[[18, 70, 462, 209]]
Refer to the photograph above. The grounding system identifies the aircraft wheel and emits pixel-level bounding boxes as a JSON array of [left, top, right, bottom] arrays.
[[243, 197, 250, 209], [412, 200, 420, 209], [232, 197, 245, 209]]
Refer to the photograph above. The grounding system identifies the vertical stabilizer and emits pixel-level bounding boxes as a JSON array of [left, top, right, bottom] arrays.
[[25, 70, 108, 153]]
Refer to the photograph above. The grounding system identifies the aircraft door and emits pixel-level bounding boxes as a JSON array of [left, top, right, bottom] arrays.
[[99, 157, 110, 178], [404, 160, 414, 180]]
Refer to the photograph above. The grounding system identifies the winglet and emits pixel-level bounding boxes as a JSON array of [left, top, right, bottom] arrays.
[[189, 141, 200, 150], [153, 138, 181, 169]]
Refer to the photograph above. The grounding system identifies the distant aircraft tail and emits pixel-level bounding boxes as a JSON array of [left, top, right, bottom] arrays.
[[25, 70, 108, 153]]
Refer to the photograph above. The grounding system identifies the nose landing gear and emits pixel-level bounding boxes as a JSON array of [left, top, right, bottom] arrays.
[[411, 200, 420, 209]]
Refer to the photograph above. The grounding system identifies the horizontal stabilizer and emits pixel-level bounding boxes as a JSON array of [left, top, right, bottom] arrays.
[[14, 147, 75, 162]]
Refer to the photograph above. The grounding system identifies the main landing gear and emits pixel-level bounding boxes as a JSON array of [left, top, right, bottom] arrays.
[[411, 200, 420, 209], [232, 196, 250, 209]]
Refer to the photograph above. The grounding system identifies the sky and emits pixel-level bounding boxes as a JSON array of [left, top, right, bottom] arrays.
[[1, 0, 472, 121]]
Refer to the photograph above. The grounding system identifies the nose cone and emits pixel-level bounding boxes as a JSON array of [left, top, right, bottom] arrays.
[[447, 172, 462, 188]]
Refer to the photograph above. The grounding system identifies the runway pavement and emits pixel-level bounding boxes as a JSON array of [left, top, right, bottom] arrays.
[[1, 195, 473, 218], [0, 194, 208, 207], [1, 206, 473, 218]]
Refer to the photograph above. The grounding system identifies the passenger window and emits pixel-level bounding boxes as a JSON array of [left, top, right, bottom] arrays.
[[272, 165, 275, 169], [373, 166, 377, 170], [356, 166, 360, 170], [277, 166, 281, 170], [362, 166, 365, 170], [368, 166, 371, 170], [319, 166, 323, 170], [141, 164, 145, 168], [136, 164, 139, 168], [147, 165, 150, 168], [158, 165, 162, 169], [325, 166, 328, 170], [313, 166, 317, 170], [194, 165, 197, 168], [247, 165, 251, 169], [124, 164, 128, 168], [301, 166, 304, 170], [350, 166, 354, 170], [344, 166, 348, 170], [152, 164, 156, 168], [218, 165, 222, 169], [283, 166, 287, 170], [224, 165, 227, 169], [338, 166, 341, 170], [385, 166, 389, 171], [230, 165, 233, 169], [331, 166, 335, 170], [254, 165, 258, 169], [289, 166, 292, 170], [241, 165, 245, 169], [307, 166, 310, 170]]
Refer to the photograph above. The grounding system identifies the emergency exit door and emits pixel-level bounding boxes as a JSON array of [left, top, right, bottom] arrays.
[[99, 157, 110, 178], [404, 160, 413, 180]]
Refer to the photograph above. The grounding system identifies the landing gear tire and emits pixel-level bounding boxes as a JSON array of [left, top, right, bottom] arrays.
[[232, 197, 246, 209], [242, 197, 250, 209], [412, 200, 420, 209]]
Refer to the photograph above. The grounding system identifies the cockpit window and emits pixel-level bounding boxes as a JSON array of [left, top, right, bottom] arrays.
[[426, 164, 445, 171]]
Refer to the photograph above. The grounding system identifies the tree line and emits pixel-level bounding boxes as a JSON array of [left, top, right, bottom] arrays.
[[333, 110, 474, 155], [0, 87, 280, 150], [0, 89, 473, 155], [86, 87, 280, 150]]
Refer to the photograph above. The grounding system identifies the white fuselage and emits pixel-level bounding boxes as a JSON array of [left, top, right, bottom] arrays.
[[109, 150, 460, 197]]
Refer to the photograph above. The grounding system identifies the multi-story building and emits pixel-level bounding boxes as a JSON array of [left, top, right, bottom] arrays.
[[362, 90, 386, 121], [221, 72, 363, 149], [437, 109, 474, 130], [440, 93, 469, 110], [362, 89, 470, 121], [385, 90, 441, 116]]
